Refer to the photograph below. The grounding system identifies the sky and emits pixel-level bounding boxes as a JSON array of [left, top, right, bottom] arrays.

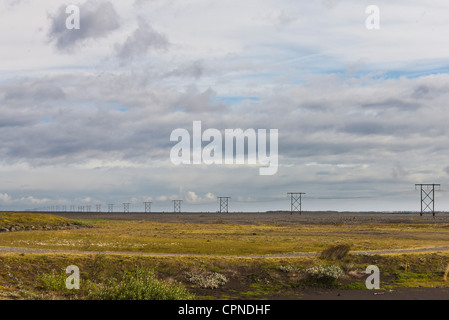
[[1, 0, 449, 212]]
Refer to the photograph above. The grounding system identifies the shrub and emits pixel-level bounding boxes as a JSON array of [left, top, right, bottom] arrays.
[[320, 244, 351, 260], [39, 272, 68, 292]]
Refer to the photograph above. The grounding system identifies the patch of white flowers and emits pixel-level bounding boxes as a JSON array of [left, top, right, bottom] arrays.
[[185, 272, 228, 289], [305, 265, 344, 281]]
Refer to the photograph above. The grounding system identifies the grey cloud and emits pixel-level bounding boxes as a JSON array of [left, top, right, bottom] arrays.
[[174, 87, 226, 113], [321, 0, 339, 9], [47, 1, 120, 52], [412, 85, 431, 99], [391, 163, 409, 179], [341, 121, 386, 136], [0, 114, 36, 128], [276, 11, 300, 26], [0, 74, 221, 166], [339, 120, 417, 137], [2, 71, 449, 173], [0, 80, 66, 128], [115, 19, 169, 61], [411, 83, 449, 100], [361, 99, 421, 111], [165, 60, 205, 80], [2, 81, 65, 103], [5, 0, 26, 7]]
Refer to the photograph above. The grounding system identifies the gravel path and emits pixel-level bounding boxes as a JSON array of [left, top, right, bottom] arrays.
[[1, 245, 449, 257]]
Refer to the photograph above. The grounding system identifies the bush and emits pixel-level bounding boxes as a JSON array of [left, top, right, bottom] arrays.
[[87, 268, 193, 300], [39, 272, 68, 292], [320, 244, 351, 260], [305, 265, 344, 286]]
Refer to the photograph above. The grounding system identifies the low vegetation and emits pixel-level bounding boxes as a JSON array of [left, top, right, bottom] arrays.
[[2, 214, 449, 256], [1, 212, 449, 299], [0, 250, 448, 299], [86, 268, 193, 300]]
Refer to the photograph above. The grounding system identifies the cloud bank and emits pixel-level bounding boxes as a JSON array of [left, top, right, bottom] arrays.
[[1, 1, 449, 211]]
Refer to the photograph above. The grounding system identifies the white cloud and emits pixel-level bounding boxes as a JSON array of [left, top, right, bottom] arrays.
[[0, 193, 12, 203], [185, 191, 216, 204]]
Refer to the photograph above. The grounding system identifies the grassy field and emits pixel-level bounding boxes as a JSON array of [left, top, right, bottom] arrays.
[[1, 212, 449, 300], [2, 215, 449, 255]]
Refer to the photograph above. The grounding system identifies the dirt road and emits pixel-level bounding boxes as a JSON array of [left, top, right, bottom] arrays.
[[1, 244, 449, 257]]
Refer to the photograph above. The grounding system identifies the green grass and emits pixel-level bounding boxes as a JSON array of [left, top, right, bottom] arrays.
[[37, 266, 193, 300], [87, 268, 194, 300], [343, 282, 367, 290], [39, 272, 70, 291]]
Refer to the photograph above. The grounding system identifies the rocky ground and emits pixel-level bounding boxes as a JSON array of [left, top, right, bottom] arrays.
[[0, 222, 86, 233], [41, 210, 449, 225]]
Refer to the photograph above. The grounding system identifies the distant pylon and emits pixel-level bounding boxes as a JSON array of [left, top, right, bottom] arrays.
[[123, 203, 130, 213], [173, 200, 182, 213], [218, 197, 231, 213], [287, 192, 305, 215], [108, 204, 114, 213], [96, 204, 101, 212], [415, 184, 440, 216], [144, 202, 152, 213]]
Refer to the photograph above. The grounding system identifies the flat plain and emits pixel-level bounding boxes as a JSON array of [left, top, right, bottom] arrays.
[[1, 211, 449, 300]]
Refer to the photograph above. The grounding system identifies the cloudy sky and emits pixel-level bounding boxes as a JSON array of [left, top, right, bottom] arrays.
[[1, 0, 449, 212]]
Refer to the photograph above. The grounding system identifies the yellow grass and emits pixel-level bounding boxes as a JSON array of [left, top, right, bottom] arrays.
[[2, 218, 449, 255]]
